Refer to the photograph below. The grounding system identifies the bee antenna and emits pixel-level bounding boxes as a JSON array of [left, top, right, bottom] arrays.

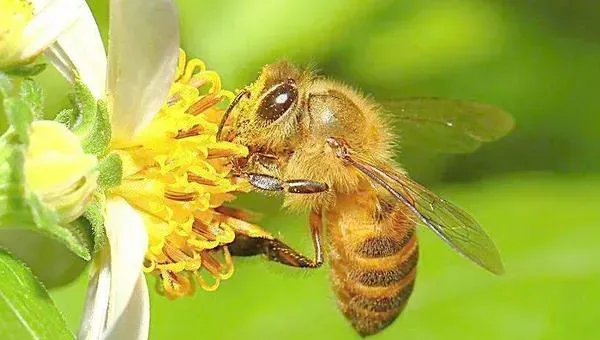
[[217, 88, 249, 141]]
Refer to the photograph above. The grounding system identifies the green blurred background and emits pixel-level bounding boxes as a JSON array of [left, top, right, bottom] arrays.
[[37, 0, 600, 339]]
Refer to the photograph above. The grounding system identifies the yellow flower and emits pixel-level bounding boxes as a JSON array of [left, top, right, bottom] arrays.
[[49, 1, 269, 339], [110, 49, 251, 298], [25, 120, 98, 223]]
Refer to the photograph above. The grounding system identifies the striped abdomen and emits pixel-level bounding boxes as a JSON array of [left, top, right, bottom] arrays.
[[325, 193, 418, 337]]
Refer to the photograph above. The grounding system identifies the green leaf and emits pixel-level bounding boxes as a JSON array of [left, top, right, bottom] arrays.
[[0, 229, 87, 289], [0, 72, 12, 97], [19, 79, 44, 120], [0, 249, 74, 340], [28, 195, 92, 261], [83, 191, 106, 253], [63, 218, 94, 258], [54, 108, 77, 129], [69, 79, 97, 137], [97, 153, 122, 188], [3, 63, 47, 77], [3, 98, 32, 144], [0, 142, 30, 226], [63, 81, 112, 156], [81, 100, 111, 155]]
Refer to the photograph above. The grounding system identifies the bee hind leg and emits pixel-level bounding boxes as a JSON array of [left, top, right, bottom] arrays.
[[229, 210, 324, 268]]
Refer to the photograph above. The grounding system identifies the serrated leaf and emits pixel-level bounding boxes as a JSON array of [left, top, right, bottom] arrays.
[[63, 81, 112, 156], [3, 63, 47, 77], [64, 218, 94, 257], [81, 100, 111, 156], [54, 108, 78, 129], [28, 194, 91, 261], [0, 249, 74, 340], [3, 98, 32, 144], [69, 79, 97, 137], [83, 191, 106, 253], [19, 79, 44, 119], [0, 141, 30, 226], [97, 153, 122, 188]]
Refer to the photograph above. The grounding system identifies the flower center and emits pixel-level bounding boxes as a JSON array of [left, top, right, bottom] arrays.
[[110, 50, 251, 298]]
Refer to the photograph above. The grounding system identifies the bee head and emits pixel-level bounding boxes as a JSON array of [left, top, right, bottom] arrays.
[[220, 61, 311, 151]]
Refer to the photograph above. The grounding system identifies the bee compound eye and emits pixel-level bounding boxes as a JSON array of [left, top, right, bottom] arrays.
[[257, 80, 298, 122]]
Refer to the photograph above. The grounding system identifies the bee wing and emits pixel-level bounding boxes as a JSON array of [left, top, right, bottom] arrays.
[[342, 152, 504, 274], [383, 98, 514, 154]]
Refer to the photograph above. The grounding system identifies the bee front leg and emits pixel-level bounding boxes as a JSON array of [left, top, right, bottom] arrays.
[[229, 210, 324, 268], [231, 151, 328, 194], [246, 173, 329, 194]]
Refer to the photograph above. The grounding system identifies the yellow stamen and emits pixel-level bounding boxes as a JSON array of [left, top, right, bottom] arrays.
[[112, 49, 251, 298]]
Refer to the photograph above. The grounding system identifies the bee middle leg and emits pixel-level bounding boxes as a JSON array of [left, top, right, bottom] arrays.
[[229, 210, 324, 268]]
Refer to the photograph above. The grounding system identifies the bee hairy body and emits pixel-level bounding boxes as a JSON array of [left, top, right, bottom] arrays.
[[225, 62, 414, 334], [223, 60, 510, 337], [325, 185, 418, 337]]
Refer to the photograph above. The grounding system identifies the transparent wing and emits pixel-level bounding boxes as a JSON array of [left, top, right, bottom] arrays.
[[340, 151, 504, 274], [384, 98, 514, 154]]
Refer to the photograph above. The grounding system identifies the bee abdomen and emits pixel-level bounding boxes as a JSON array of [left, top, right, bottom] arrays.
[[330, 230, 418, 337], [352, 249, 418, 287], [337, 278, 416, 337], [356, 236, 403, 258]]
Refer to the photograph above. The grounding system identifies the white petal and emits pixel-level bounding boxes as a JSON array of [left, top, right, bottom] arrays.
[[20, 0, 83, 60], [103, 274, 150, 340], [29, 0, 52, 9], [43, 0, 107, 99], [78, 248, 111, 340], [104, 197, 148, 333], [107, 0, 180, 141]]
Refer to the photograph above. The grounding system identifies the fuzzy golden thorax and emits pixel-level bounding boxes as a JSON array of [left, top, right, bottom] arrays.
[[226, 61, 396, 211]]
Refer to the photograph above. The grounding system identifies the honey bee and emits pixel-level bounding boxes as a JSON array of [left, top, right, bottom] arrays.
[[218, 61, 513, 336]]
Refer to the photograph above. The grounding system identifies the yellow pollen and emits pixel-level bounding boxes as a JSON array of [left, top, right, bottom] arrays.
[[111, 49, 251, 299]]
